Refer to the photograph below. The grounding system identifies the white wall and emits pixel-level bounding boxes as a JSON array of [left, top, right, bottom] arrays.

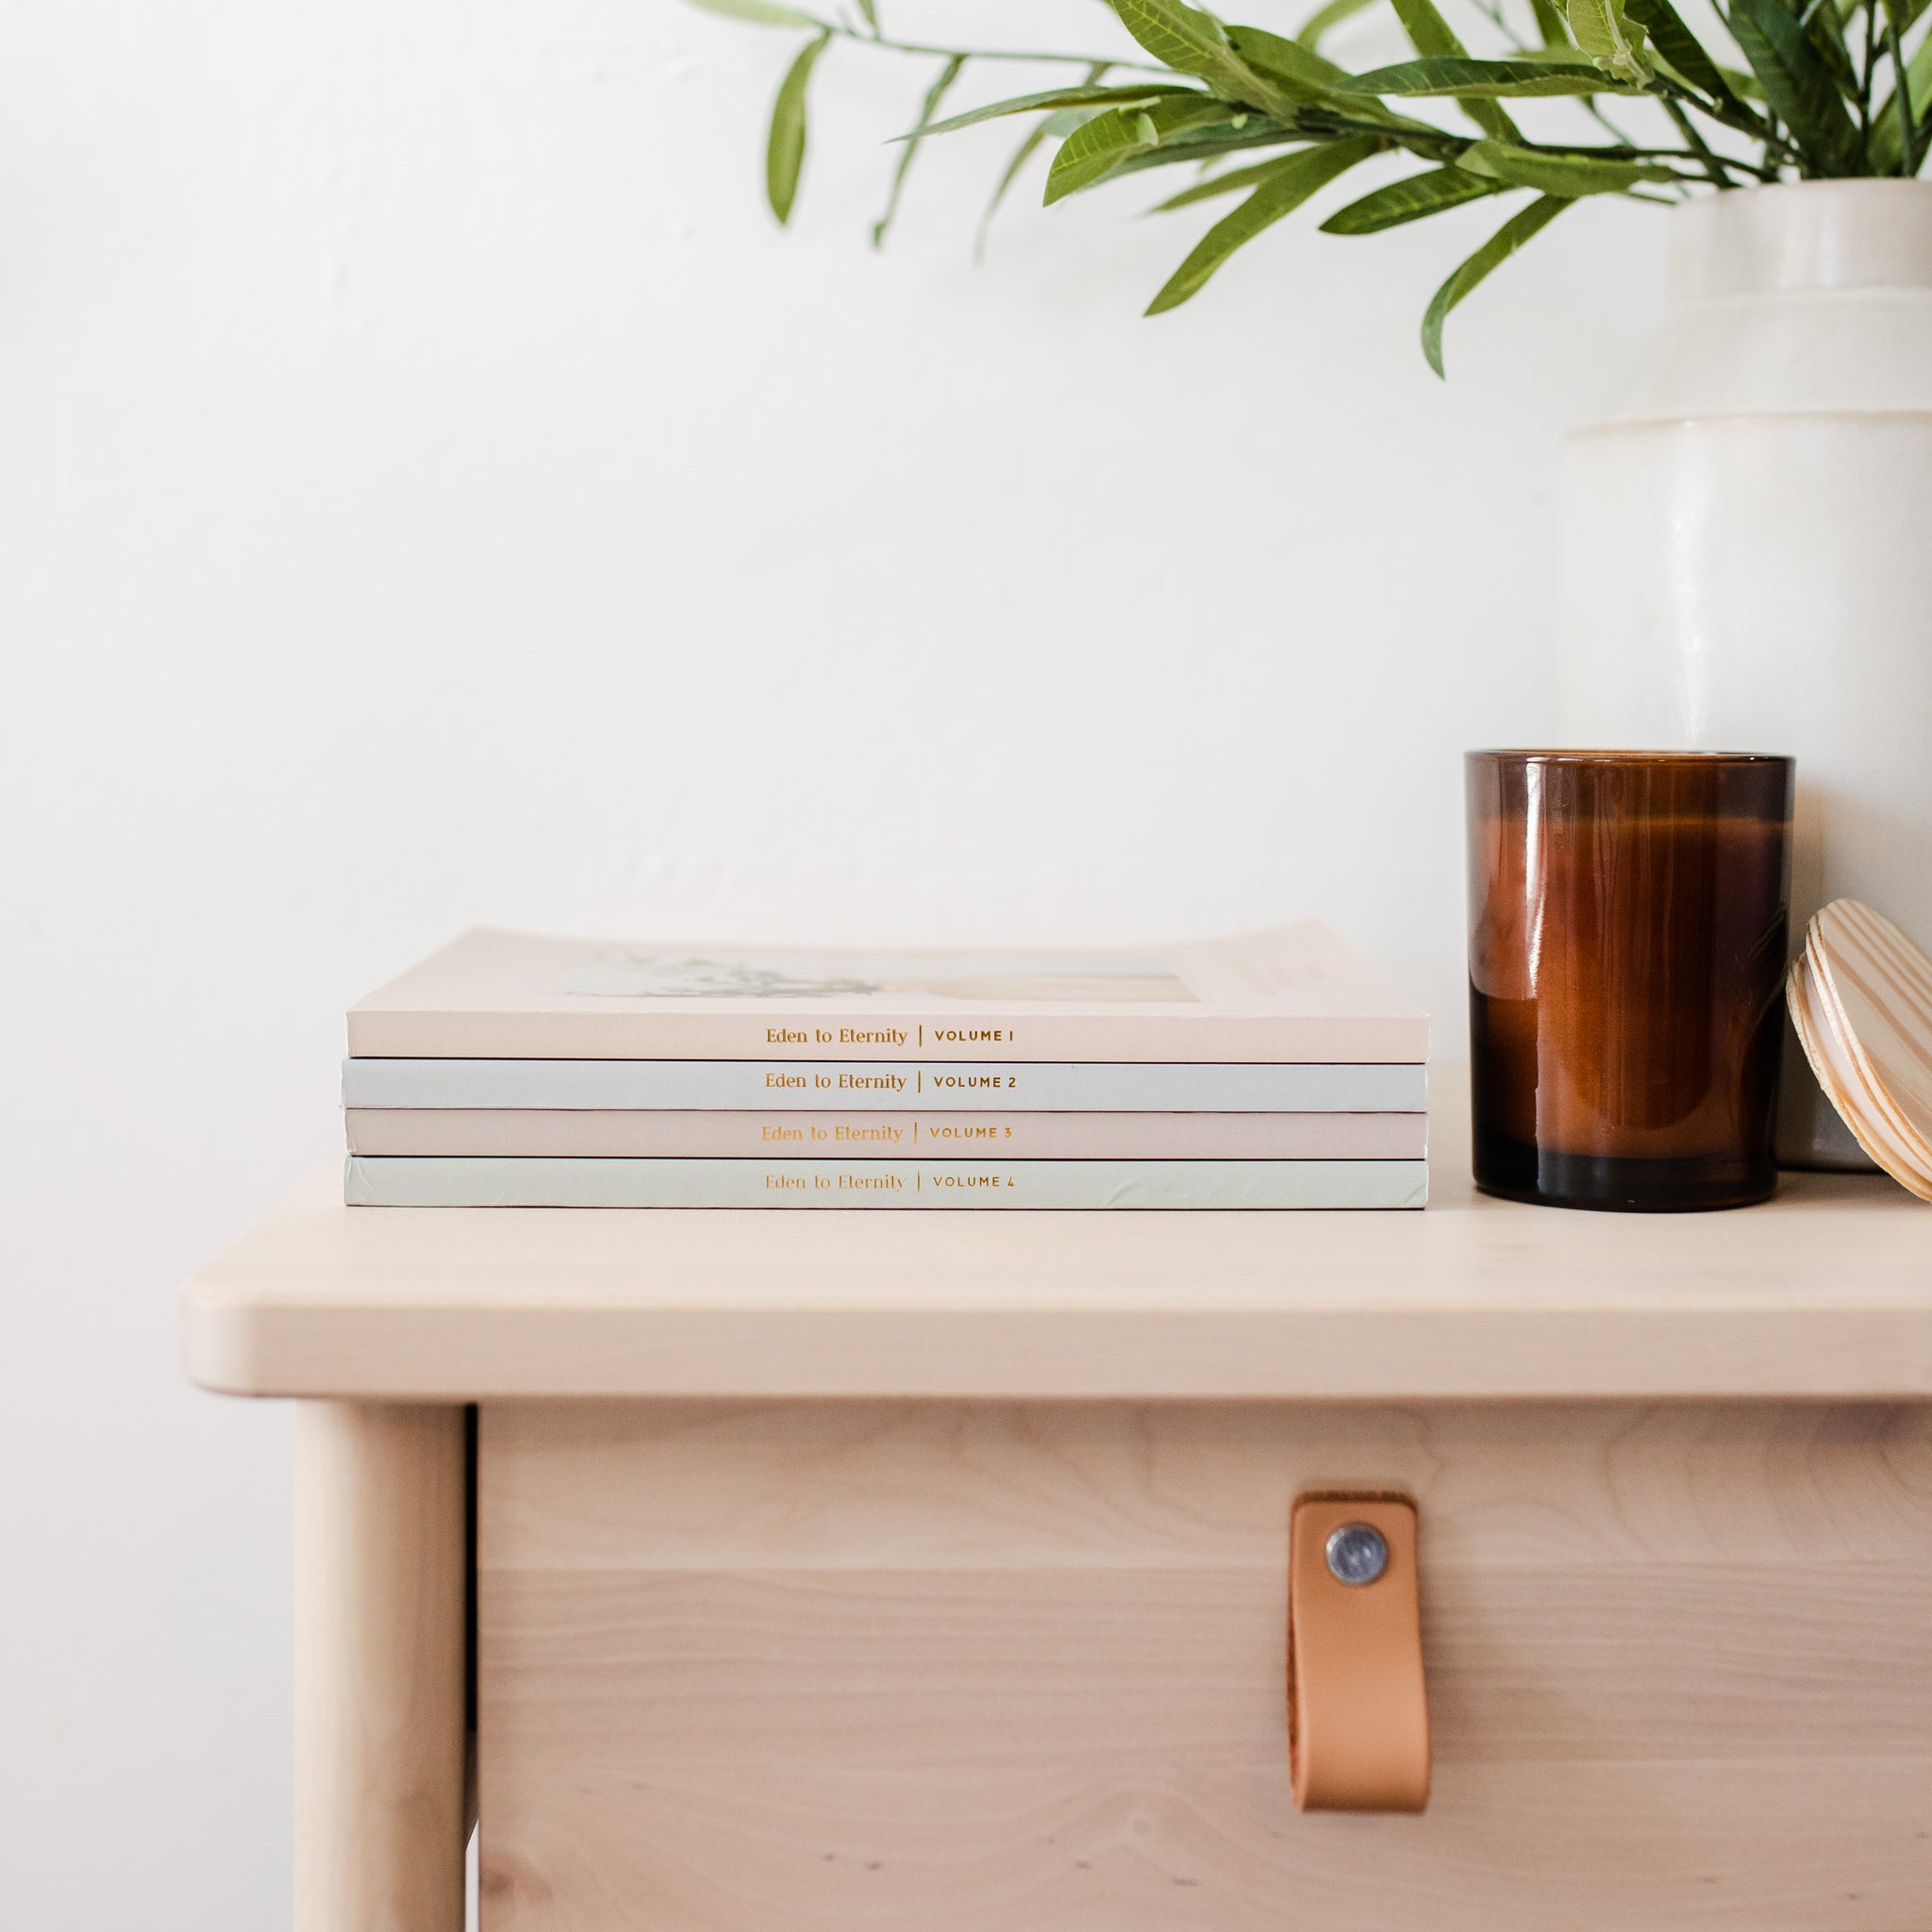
[[0, 2, 1663, 1920]]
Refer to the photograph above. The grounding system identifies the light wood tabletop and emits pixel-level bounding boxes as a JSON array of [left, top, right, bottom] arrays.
[[183, 1085, 1932, 1404], [181, 1076, 1932, 1931]]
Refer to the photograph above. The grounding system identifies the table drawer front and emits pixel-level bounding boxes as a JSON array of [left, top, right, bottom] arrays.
[[478, 1400, 1932, 1929]]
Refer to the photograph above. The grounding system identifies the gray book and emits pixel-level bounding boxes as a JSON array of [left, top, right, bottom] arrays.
[[343, 1156, 1429, 1210], [341, 1058, 1428, 1113]]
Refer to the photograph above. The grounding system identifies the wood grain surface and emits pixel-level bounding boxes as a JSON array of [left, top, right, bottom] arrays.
[[184, 1074, 1932, 1402], [1807, 900, 1932, 1195], [296, 1403, 469, 1932], [477, 1398, 1932, 1929]]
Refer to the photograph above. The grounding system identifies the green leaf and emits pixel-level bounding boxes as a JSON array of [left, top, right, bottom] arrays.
[[1224, 23, 1445, 135], [766, 32, 829, 224], [1041, 106, 1113, 136], [1156, 98, 1257, 138], [915, 83, 1204, 139], [1423, 192, 1566, 376], [1145, 135, 1380, 312], [1045, 107, 1162, 202], [1227, 25, 1442, 128], [1387, 0, 1524, 141], [1622, 0, 1751, 112], [1565, 0, 1651, 84], [1871, 25, 1932, 171], [1151, 154, 1312, 208], [978, 62, 1108, 256], [1296, 0, 1380, 49], [1321, 164, 1507, 231], [1797, 0, 1858, 101], [1727, 0, 1862, 175], [1105, 0, 1239, 77], [855, 0, 878, 25], [1044, 95, 1251, 202], [1388, 0, 1464, 58], [873, 54, 966, 248], [1224, 22, 1360, 94], [1530, 0, 1572, 46], [1101, 0, 1305, 120], [1335, 55, 1637, 94], [1456, 138, 1678, 192], [687, 0, 824, 26], [1100, 123, 1311, 178]]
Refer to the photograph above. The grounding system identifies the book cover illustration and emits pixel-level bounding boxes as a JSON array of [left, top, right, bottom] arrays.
[[548, 948, 1188, 1006]]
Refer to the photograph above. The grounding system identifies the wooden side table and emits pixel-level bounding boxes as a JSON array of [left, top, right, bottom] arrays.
[[182, 1112, 1932, 1931]]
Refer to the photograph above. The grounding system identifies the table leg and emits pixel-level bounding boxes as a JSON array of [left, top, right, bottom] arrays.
[[294, 1402, 469, 1932]]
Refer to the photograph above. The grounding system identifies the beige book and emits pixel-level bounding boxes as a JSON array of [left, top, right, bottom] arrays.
[[345, 1108, 1428, 1160], [348, 925, 1427, 1064]]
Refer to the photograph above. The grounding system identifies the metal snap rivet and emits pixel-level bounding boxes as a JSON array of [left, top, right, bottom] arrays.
[[1324, 1522, 1389, 1587]]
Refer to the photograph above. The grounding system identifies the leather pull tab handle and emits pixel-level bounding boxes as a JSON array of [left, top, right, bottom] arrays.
[[1288, 1492, 1430, 1813]]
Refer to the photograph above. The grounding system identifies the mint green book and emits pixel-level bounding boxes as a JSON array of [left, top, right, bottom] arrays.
[[343, 1157, 1427, 1209]]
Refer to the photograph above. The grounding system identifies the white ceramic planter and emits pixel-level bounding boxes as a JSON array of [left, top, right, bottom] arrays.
[[1558, 181, 1932, 1168]]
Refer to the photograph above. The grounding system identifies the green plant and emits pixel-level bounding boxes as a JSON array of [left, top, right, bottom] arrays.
[[683, 0, 1932, 370]]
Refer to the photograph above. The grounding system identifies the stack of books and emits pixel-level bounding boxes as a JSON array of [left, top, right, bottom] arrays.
[[341, 927, 1428, 1208]]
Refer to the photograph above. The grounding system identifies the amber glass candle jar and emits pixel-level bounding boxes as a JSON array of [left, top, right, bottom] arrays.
[[1466, 750, 1793, 1211]]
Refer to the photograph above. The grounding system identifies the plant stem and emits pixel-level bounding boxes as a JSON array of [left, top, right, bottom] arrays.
[[1914, 81, 1932, 172], [1579, 96, 1646, 149], [1888, 8, 1918, 175], [817, 20, 1169, 74], [1537, 111, 1780, 180], [1859, 0, 1879, 143], [1507, 137, 1704, 158], [1464, 0, 1525, 44], [874, 53, 965, 247], [1660, 80, 1803, 168], [1166, 107, 1713, 184], [1662, 95, 1739, 185]]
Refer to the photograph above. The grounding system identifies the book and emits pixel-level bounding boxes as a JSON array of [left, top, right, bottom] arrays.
[[344, 1108, 1429, 1159], [347, 926, 1427, 1064], [342, 1156, 1429, 1210], [341, 1058, 1428, 1113]]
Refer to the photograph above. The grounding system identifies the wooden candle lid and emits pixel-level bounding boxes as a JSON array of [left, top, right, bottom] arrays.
[[1790, 899, 1932, 1202]]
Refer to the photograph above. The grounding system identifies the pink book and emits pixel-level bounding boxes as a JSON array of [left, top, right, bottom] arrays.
[[347, 926, 1426, 1064], [344, 1108, 1428, 1159]]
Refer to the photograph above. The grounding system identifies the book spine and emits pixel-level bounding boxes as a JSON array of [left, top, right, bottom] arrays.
[[341, 1059, 1430, 1114], [343, 1156, 1429, 1210], [344, 1108, 1430, 1160], [347, 1009, 1429, 1065]]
